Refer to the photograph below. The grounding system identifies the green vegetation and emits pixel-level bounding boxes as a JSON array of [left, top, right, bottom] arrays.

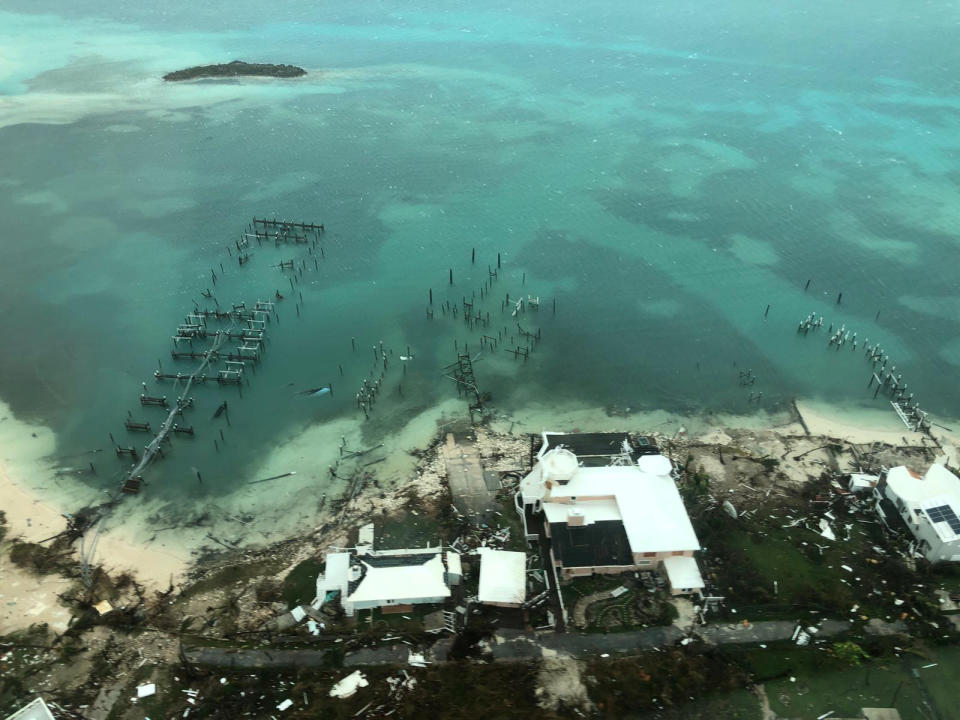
[[587, 648, 749, 717], [163, 60, 306, 81], [496, 494, 527, 551], [734, 646, 950, 720], [829, 640, 870, 666], [376, 507, 446, 548], [562, 573, 627, 599], [121, 663, 544, 720], [282, 558, 325, 609], [358, 604, 438, 633]]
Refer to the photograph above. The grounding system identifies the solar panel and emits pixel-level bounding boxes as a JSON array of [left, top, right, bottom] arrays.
[[925, 504, 960, 534]]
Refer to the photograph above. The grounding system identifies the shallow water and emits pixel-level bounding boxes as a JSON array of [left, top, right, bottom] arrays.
[[1, 1, 959, 505]]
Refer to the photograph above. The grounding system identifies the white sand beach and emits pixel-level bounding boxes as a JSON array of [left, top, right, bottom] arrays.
[[3, 390, 959, 637]]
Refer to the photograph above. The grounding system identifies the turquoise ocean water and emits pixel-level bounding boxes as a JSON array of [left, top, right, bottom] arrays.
[[1, 1, 959, 502]]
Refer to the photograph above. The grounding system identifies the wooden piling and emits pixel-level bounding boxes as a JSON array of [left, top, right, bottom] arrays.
[[449, 268, 453, 285]]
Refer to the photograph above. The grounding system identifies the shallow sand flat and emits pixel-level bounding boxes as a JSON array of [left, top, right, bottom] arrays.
[[0, 553, 74, 634], [795, 397, 932, 446], [493, 399, 793, 442], [3, 391, 958, 609], [0, 400, 191, 592]]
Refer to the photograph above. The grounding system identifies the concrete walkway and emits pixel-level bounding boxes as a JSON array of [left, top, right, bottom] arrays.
[[442, 434, 495, 521]]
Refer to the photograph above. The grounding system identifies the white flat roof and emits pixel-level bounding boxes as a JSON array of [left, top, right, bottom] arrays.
[[478, 549, 527, 605], [557, 465, 699, 553], [317, 552, 351, 595], [447, 551, 462, 576], [887, 464, 960, 505], [663, 555, 704, 590], [3, 699, 55, 720], [347, 554, 450, 604], [525, 456, 699, 554], [543, 498, 622, 526]]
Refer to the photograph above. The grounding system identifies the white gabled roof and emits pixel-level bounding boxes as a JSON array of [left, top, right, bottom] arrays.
[[663, 555, 704, 590], [478, 549, 527, 605], [347, 554, 450, 604]]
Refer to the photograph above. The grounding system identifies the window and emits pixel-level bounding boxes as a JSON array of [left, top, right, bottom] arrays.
[[643, 552, 656, 558], [671, 551, 685, 556]]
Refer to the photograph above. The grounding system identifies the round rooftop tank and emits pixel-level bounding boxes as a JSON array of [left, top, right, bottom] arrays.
[[637, 454, 672, 477], [541, 447, 579, 484]]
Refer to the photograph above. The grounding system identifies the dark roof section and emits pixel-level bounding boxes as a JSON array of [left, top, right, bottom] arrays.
[[539, 432, 652, 467], [549, 520, 633, 568], [347, 561, 366, 596], [361, 552, 437, 568], [877, 497, 911, 535], [925, 505, 960, 534]]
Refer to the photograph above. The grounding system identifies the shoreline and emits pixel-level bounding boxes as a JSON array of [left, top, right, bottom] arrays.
[[2, 394, 958, 601], [0, 399, 192, 595]]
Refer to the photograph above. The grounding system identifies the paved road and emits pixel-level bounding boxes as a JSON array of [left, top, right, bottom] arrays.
[[488, 627, 683, 661], [184, 619, 855, 669], [697, 619, 849, 645]]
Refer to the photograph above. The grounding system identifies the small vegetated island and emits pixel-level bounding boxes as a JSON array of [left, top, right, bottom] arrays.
[[163, 60, 306, 81]]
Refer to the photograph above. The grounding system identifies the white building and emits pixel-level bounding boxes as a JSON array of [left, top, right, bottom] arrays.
[[477, 549, 527, 608], [315, 546, 462, 616], [875, 463, 960, 563], [3, 698, 55, 720], [517, 432, 703, 594]]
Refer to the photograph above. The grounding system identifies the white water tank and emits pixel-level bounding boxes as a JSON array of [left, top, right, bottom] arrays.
[[638, 454, 672, 477], [541, 447, 579, 485]]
